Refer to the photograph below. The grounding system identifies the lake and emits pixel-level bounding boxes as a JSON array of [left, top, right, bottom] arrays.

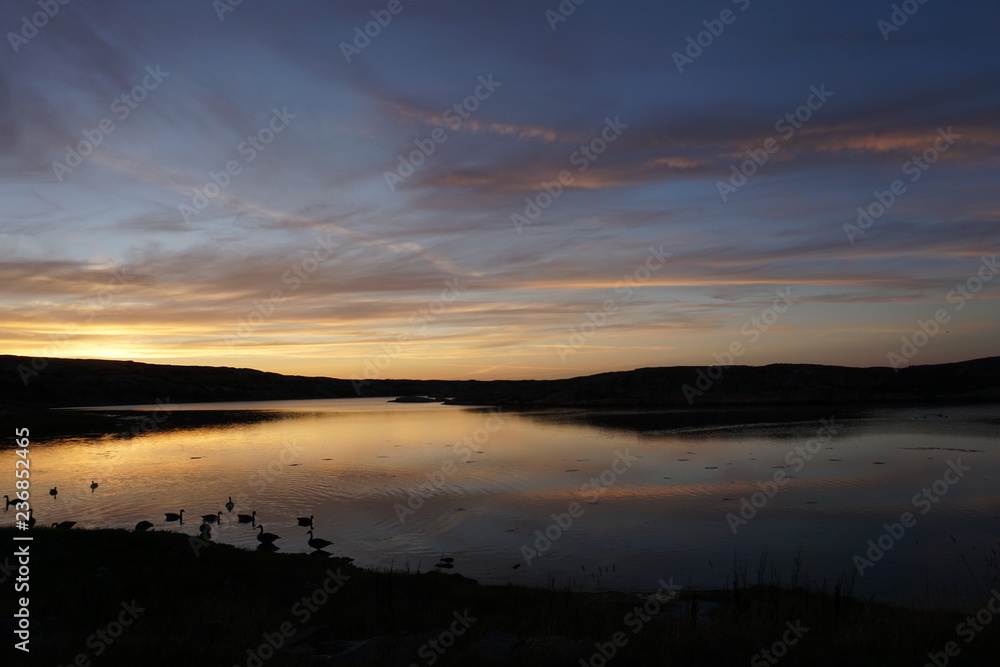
[[9, 398, 1000, 608]]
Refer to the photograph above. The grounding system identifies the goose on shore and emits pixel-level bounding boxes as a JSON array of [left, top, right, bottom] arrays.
[[135, 521, 154, 532], [27, 509, 35, 528], [164, 510, 185, 522], [201, 511, 223, 523], [256, 525, 280, 544], [225, 496, 234, 512], [237, 511, 256, 524], [52, 521, 77, 530], [306, 530, 332, 550], [199, 522, 212, 540], [297, 515, 314, 527]]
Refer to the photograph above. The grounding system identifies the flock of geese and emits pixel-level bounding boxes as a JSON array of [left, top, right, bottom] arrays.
[[4, 487, 78, 529], [6, 488, 335, 555], [152, 500, 334, 553]]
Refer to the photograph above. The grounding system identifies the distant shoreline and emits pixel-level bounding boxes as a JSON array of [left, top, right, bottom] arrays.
[[3, 354, 999, 412]]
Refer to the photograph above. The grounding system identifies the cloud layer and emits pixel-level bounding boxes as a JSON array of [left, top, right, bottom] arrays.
[[1, 0, 998, 380]]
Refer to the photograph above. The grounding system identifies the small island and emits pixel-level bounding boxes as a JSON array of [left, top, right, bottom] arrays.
[[388, 395, 439, 403]]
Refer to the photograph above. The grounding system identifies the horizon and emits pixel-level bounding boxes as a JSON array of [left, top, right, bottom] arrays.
[[2, 1, 998, 381], [9, 352, 998, 386]]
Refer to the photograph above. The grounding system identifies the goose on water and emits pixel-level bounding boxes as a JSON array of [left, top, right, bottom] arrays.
[[27, 509, 35, 528], [164, 510, 185, 522], [237, 511, 256, 524], [49, 487, 58, 498], [256, 525, 280, 544], [296, 515, 314, 528], [90, 481, 99, 491], [225, 496, 234, 512], [4, 495, 26, 509], [201, 511, 223, 523], [135, 521, 154, 532], [52, 521, 77, 530]]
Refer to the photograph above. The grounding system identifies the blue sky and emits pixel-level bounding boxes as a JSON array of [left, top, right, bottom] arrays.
[[1, 0, 998, 380]]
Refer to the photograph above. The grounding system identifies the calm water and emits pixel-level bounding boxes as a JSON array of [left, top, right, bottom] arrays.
[[7, 399, 1000, 608]]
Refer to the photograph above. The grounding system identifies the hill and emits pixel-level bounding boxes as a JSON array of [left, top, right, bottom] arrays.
[[1, 354, 999, 411]]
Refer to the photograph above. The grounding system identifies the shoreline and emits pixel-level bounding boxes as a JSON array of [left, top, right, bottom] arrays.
[[5, 526, 998, 666]]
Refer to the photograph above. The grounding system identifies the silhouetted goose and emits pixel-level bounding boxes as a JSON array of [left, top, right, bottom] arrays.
[[135, 521, 154, 532], [225, 496, 234, 512], [52, 521, 76, 530], [49, 487, 58, 498], [27, 509, 35, 528], [237, 511, 256, 524], [4, 495, 26, 509], [256, 525, 279, 544], [90, 481, 98, 491], [164, 510, 185, 522], [201, 511, 223, 523], [199, 522, 212, 540], [256, 542, 279, 552], [296, 515, 314, 527], [307, 530, 332, 550]]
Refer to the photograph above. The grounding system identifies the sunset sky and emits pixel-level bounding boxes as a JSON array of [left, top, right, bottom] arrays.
[[1, 0, 998, 381]]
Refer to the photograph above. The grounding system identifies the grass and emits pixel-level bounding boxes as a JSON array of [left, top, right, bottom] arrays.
[[3, 527, 999, 666]]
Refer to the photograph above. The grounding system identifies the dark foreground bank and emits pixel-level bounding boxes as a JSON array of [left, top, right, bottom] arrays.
[[2, 527, 998, 667]]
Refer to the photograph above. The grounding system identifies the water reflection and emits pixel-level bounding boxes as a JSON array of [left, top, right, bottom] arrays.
[[5, 398, 998, 607]]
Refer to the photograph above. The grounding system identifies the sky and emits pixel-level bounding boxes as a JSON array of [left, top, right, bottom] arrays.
[[1, 0, 998, 382]]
